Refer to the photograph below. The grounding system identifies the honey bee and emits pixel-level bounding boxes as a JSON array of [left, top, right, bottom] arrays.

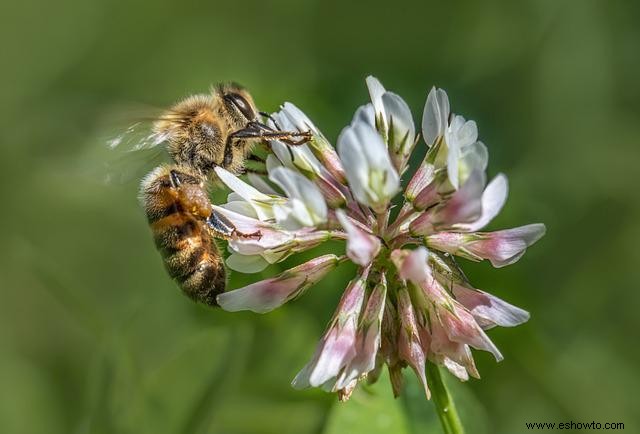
[[136, 83, 311, 306]]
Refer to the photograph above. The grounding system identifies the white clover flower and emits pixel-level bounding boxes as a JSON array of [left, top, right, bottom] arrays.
[[337, 121, 400, 213], [365, 76, 416, 171], [418, 86, 486, 191], [214, 76, 546, 401]]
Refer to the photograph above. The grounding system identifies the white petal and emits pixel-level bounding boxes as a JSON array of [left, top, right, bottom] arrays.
[[455, 173, 508, 232], [270, 140, 295, 169], [291, 145, 324, 174], [382, 92, 415, 152], [266, 153, 285, 172], [216, 167, 270, 202], [215, 167, 275, 220], [337, 125, 371, 204], [337, 122, 399, 211], [226, 253, 270, 273], [422, 87, 450, 146], [281, 102, 319, 134], [269, 166, 328, 225], [248, 173, 278, 195], [445, 116, 479, 189], [455, 119, 478, 148], [290, 199, 315, 227], [458, 141, 488, 185], [271, 202, 301, 230], [366, 75, 387, 131], [221, 200, 259, 218], [448, 115, 465, 136], [447, 141, 462, 190], [352, 103, 376, 127], [272, 109, 295, 130]]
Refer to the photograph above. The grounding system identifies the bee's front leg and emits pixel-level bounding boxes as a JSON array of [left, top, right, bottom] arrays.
[[230, 122, 312, 146]]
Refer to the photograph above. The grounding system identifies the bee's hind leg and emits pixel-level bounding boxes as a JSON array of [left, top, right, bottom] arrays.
[[207, 209, 262, 240]]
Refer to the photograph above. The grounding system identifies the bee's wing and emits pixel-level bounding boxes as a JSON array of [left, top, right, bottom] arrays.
[[101, 112, 171, 186], [107, 120, 170, 152], [104, 140, 168, 185]]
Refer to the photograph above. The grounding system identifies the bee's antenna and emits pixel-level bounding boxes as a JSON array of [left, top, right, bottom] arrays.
[[259, 111, 282, 130]]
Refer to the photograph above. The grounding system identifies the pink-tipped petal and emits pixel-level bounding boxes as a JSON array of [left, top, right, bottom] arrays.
[[217, 254, 340, 313], [397, 287, 430, 398], [437, 302, 503, 362], [412, 180, 441, 211], [390, 247, 432, 283], [467, 223, 547, 267], [336, 210, 381, 266], [380, 298, 400, 367], [292, 268, 369, 389], [426, 223, 546, 267], [409, 170, 486, 236], [405, 161, 436, 202], [434, 169, 486, 226], [452, 283, 530, 329], [335, 274, 387, 389], [429, 320, 480, 380]]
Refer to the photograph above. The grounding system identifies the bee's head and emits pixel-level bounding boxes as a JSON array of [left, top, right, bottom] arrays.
[[216, 82, 259, 126]]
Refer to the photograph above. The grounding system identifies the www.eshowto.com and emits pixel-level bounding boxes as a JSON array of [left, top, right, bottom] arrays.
[[525, 421, 624, 430]]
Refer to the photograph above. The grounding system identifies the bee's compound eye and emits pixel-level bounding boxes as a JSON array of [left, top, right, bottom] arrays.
[[227, 93, 255, 120]]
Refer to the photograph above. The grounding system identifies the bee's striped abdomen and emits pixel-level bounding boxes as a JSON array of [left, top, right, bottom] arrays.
[[141, 165, 225, 306]]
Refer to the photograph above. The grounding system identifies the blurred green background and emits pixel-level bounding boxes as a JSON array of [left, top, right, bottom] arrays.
[[1, 0, 639, 433]]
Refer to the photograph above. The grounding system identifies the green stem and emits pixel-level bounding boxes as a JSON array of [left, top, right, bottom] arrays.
[[426, 362, 465, 434]]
